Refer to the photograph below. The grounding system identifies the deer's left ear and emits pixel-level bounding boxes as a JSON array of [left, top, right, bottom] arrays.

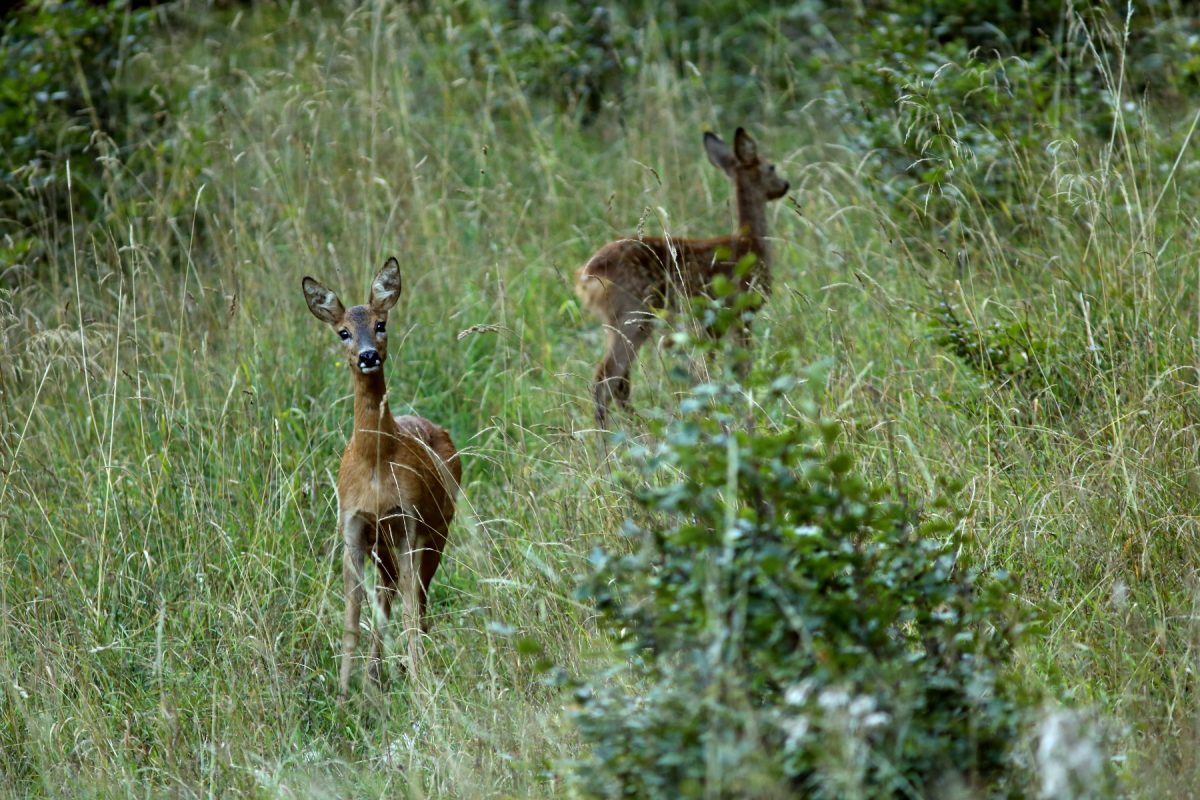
[[370, 257, 402, 313], [733, 127, 758, 164]]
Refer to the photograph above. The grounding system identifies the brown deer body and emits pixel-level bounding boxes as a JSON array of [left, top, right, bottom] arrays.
[[303, 258, 461, 696], [575, 127, 789, 425]]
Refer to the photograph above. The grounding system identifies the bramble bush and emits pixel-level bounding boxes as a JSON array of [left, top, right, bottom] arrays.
[[563, 290, 1040, 797]]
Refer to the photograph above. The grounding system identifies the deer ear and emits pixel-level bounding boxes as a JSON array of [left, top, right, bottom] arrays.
[[733, 127, 758, 164], [302, 277, 345, 324], [370, 257, 402, 313], [704, 131, 736, 172]]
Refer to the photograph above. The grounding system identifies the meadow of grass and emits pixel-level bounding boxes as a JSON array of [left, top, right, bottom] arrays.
[[2, 1, 1200, 796]]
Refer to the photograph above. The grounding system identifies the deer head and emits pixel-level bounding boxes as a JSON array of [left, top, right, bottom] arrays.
[[703, 127, 790, 201], [302, 257, 402, 375]]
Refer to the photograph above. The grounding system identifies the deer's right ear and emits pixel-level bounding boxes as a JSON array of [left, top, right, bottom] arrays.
[[733, 127, 758, 163], [302, 277, 345, 324], [704, 131, 736, 173]]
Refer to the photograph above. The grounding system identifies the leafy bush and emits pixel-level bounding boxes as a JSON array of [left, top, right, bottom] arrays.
[[445, 0, 813, 124], [0, 1, 156, 279], [563, 297, 1038, 798], [857, 0, 1066, 53], [829, 31, 1106, 217], [816, 1, 1193, 223], [440, 3, 633, 124], [928, 298, 1084, 418]]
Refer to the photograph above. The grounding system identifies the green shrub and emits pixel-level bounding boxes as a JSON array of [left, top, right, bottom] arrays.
[[444, 0, 813, 124], [438, 3, 633, 124], [563, 297, 1038, 798], [815, 1, 1199, 225], [858, 0, 1066, 53], [829, 32, 1107, 217], [928, 298, 1083, 418], [0, 1, 155, 278]]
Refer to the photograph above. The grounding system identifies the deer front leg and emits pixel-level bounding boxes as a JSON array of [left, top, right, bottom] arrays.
[[339, 514, 369, 698], [594, 314, 652, 427], [368, 544, 398, 688], [397, 529, 425, 679]]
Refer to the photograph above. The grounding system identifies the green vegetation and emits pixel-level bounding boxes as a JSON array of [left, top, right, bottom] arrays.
[[1, 0, 1198, 796], [568, 320, 1035, 797]]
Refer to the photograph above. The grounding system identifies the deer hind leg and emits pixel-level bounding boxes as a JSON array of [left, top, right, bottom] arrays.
[[393, 518, 425, 678], [415, 523, 446, 634], [367, 542, 399, 687], [338, 514, 370, 698], [594, 310, 653, 426]]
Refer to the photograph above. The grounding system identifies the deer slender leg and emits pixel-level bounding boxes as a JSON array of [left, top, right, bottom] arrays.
[[415, 524, 446, 634], [594, 313, 652, 426], [368, 542, 399, 687], [338, 515, 369, 698], [397, 521, 424, 678]]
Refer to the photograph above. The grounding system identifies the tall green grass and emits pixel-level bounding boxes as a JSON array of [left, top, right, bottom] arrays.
[[2, 1, 1199, 796]]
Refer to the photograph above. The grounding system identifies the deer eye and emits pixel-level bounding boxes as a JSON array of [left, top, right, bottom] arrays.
[[338, 329, 351, 341], [375, 321, 386, 334]]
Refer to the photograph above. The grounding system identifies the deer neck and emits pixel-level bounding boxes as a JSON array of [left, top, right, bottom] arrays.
[[350, 369, 399, 460], [734, 186, 770, 266]]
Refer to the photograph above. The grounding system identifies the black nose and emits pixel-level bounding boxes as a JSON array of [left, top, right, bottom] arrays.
[[358, 350, 381, 369]]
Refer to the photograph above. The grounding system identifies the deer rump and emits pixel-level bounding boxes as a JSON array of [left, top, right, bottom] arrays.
[[576, 233, 769, 331]]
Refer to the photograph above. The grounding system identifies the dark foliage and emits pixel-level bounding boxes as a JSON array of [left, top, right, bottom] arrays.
[[0, 1, 155, 280]]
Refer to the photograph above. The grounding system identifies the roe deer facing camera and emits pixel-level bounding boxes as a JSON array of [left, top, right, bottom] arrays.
[[575, 127, 789, 426], [302, 258, 462, 696]]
